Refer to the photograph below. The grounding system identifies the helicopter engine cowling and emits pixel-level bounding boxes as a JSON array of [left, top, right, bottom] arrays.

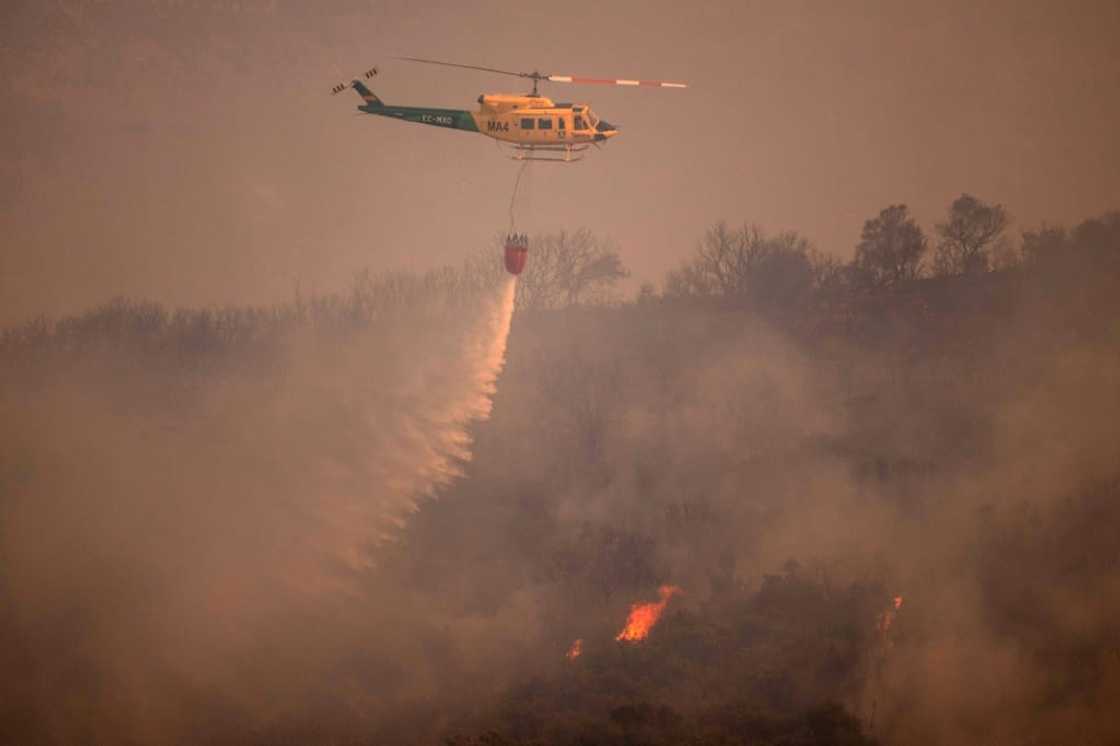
[[479, 94, 554, 113]]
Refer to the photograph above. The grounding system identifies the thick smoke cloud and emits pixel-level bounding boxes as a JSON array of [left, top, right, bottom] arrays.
[[0, 276, 516, 743], [3, 227, 1120, 745]]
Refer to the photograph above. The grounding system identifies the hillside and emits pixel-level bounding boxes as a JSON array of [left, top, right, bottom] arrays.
[[2, 214, 1118, 745]]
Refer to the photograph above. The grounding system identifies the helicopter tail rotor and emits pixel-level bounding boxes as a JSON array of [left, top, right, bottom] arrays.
[[329, 66, 383, 106], [329, 66, 379, 95]]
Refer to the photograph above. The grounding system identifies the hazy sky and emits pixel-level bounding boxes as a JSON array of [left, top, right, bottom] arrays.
[[2, 0, 1118, 323]]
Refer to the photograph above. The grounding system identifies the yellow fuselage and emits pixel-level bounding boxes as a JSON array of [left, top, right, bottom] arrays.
[[470, 94, 615, 145]]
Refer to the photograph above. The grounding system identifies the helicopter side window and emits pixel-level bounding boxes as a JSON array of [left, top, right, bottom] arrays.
[[558, 117, 566, 130], [520, 118, 534, 129], [538, 118, 552, 130], [574, 115, 586, 130]]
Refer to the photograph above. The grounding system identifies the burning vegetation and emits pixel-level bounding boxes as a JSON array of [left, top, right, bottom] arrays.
[[565, 638, 583, 661], [876, 595, 903, 635], [615, 585, 682, 642], [2, 209, 1120, 745]]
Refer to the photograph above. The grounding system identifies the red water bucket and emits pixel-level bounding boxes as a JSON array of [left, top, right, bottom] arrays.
[[504, 235, 528, 275]]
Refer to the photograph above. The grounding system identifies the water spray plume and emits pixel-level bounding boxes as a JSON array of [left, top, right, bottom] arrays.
[[615, 585, 682, 642], [453, 276, 518, 423], [307, 276, 519, 569], [387, 276, 518, 501]]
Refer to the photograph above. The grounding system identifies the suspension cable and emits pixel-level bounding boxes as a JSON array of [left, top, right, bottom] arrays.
[[507, 159, 529, 235]]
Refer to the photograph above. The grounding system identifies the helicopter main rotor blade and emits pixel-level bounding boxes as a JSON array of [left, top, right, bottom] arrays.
[[546, 75, 687, 88], [396, 57, 686, 89], [397, 56, 538, 79]]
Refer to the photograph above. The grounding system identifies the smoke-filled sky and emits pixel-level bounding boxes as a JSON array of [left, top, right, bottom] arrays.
[[2, 0, 1118, 323]]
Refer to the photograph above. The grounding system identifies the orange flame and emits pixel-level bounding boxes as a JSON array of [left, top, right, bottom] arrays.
[[566, 638, 583, 660], [877, 595, 904, 634], [615, 585, 681, 642]]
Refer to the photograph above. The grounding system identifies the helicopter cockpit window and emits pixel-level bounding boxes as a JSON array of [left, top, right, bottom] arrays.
[[520, 118, 534, 130], [586, 111, 599, 128], [574, 115, 586, 130], [538, 118, 552, 129]]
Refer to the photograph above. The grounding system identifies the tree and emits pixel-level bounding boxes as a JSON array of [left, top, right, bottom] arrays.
[[932, 194, 1010, 276], [1070, 210, 1120, 265], [484, 229, 630, 311], [1022, 213, 1120, 279], [853, 205, 927, 288], [1021, 224, 1067, 266], [664, 222, 816, 310], [461, 230, 628, 311]]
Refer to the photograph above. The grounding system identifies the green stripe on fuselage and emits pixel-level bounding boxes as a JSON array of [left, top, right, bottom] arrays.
[[359, 104, 479, 133]]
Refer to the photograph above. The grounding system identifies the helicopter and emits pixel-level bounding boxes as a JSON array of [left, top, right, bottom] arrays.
[[331, 57, 687, 162]]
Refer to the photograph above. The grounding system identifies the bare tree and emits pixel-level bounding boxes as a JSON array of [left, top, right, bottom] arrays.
[[1022, 212, 1120, 273], [933, 194, 1010, 276], [1071, 211, 1120, 262], [854, 205, 927, 288], [1021, 224, 1068, 266], [511, 229, 628, 310], [664, 222, 815, 310]]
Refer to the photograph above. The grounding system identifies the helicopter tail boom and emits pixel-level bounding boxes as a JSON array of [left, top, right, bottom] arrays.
[[362, 104, 480, 133], [351, 80, 384, 107]]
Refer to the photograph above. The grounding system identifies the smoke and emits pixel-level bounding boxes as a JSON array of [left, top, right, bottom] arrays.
[[4, 240, 1120, 744], [0, 275, 518, 743], [404, 275, 518, 493], [405, 272, 1120, 743], [298, 275, 518, 562]]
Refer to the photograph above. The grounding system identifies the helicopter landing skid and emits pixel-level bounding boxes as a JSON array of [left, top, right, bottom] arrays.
[[509, 143, 590, 163]]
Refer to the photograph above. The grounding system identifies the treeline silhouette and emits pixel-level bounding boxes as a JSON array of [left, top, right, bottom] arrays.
[[2, 200, 1119, 745]]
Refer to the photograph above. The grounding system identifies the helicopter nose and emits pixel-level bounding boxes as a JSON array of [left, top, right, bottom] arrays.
[[594, 120, 620, 141]]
